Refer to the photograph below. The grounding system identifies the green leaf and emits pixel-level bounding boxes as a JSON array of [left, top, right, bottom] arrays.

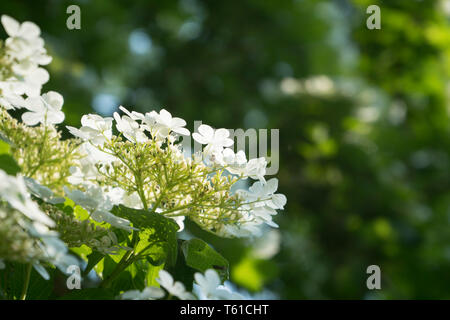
[[167, 240, 195, 291], [99, 255, 149, 294], [0, 139, 10, 153], [70, 245, 92, 262], [83, 251, 105, 277], [181, 238, 229, 280], [0, 140, 20, 175], [146, 263, 164, 287], [128, 260, 147, 290], [0, 262, 54, 300], [101, 255, 118, 280], [111, 205, 179, 267]]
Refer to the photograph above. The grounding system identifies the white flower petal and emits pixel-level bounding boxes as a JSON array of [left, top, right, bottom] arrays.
[[197, 124, 214, 140], [18, 21, 41, 39], [1, 15, 19, 37], [21, 111, 41, 125], [43, 91, 64, 110]]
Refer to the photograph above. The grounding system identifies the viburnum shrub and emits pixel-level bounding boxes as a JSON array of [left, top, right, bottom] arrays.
[[0, 15, 286, 300]]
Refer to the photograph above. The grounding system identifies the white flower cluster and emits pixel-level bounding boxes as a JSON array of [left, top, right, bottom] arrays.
[[67, 106, 190, 145], [0, 15, 64, 126], [0, 15, 286, 300], [192, 124, 268, 181], [184, 124, 286, 236], [65, 106, 286, 237], [0, 169, 77, 277], [65, 109, 193, 231], [193, 124, 286, 236], [121, 268, 244, 300]]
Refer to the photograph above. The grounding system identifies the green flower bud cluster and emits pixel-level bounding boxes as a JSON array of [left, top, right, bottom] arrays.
[[95, 136, 245, 234], [0, 43, 14, 81], [0, 205, 45, 264], [40, 202, 120, 255], [0, 109, 81, 194]]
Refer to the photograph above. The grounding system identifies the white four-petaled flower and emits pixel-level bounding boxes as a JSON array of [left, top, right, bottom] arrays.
[[67, 114, 113, 146], [247, 178, 287, 210], [243, 157, 267, 182], [113, 112, 147, 143], [1, 15, 52, 73], [22, 91, 64, 126], [153, 109, 190, 139], [157, 270, 196, 300], [193, 124, 233, 156], [193, 269, 244, 300], [121, 287, 165, 300]]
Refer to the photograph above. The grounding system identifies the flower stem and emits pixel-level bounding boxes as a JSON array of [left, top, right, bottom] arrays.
[[100, 232, 139, 288], [100, 250, 133, 288], [19, 264, 32, 300]]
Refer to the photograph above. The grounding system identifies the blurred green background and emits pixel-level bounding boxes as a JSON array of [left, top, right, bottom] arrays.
[[2, 0, 450, 299]]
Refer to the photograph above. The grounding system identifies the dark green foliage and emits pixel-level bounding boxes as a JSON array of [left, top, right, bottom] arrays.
[[0, 262, 54, 300]]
